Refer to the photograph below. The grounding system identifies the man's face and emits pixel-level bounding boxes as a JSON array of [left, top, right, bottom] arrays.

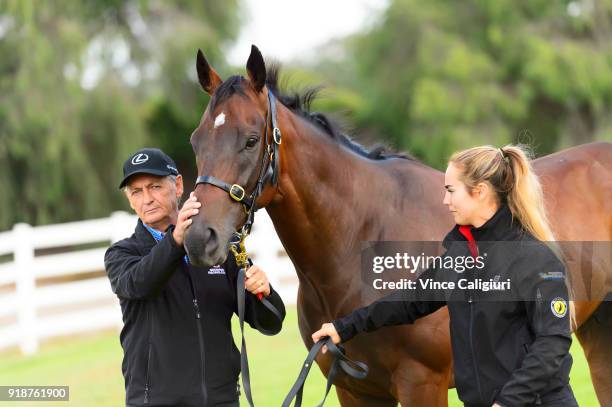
[[125, 174, 184, 230]]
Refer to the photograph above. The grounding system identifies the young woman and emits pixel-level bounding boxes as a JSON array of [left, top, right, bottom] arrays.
[[312, 145, 577, 407]]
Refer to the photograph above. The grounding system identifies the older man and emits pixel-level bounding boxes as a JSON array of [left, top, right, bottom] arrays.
[[104, 148, 285, 407]]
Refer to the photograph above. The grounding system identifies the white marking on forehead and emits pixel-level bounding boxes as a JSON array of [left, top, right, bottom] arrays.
[[214, 112, 226, 128]]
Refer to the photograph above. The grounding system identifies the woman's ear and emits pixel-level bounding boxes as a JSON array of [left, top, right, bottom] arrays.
[[473, 182, 489, 201]]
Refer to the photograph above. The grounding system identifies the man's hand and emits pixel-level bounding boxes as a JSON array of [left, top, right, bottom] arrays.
[[311, 323, 341, 354], [244, 264, 271, 297], [173, 192, 200, 246]]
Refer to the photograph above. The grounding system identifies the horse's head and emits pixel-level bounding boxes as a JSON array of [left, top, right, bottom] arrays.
[[184, 45, 280, 267]]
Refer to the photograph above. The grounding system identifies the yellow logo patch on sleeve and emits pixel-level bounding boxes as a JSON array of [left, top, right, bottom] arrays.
[[550, 297, 568, 318]]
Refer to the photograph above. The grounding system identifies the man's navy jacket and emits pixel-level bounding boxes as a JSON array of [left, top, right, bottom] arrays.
[[105, 219, 286, 406]]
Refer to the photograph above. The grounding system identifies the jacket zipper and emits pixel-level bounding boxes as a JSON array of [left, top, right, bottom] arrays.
[[144, 304, 152, 404], [534, 287, 544, 405], [193, 298, 207, 406], [144, 342, 152, 404], [468, 294, 484, 401], [536, 288, 543, 333], [187, 271, 208, 406]]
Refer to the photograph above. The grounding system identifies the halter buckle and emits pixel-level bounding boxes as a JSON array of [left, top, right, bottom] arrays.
[[229, 184, 246, 202], [273, 127, 282, 145]]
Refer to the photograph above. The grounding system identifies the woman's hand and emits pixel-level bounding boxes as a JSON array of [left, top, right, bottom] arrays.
[[244, 264, 271, 297], [311, 323, 341, 353]]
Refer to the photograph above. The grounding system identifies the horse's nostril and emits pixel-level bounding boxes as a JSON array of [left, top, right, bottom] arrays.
[[185, 223, 217, 253], [203, 227, 217, 246], [201, 227, 219, 258], [184, 224, 222, 267]]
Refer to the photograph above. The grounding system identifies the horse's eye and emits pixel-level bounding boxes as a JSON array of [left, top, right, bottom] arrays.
[[245, 137, 259, 149]]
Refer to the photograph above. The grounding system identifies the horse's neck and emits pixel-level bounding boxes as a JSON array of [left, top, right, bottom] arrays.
[[267, 113, 367, 264], [264, 110, 446, 308]]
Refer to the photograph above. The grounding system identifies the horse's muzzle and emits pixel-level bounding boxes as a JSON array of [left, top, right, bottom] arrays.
[[184, 220, 227, 267]]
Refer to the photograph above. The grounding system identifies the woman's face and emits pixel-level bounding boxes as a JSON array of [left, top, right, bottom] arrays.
[[443, 163, 482, 226]]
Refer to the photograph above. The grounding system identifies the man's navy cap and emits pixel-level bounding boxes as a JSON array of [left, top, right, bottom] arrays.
[[119, 148, 179, 189]]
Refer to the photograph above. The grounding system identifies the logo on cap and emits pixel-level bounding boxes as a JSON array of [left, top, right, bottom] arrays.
[[131, 153, 149, 165]]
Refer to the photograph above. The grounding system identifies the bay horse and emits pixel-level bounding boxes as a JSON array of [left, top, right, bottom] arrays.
[[184, 45, 612, 406]]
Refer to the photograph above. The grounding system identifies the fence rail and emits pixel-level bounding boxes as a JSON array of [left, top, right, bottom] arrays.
[[0, 211, 297, 355]]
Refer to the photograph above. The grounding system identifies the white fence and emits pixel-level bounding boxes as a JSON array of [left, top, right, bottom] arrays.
[[0, 211, 297, 355]]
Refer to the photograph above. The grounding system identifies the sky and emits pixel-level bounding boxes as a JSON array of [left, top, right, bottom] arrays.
[[227, 0, 389, 65]]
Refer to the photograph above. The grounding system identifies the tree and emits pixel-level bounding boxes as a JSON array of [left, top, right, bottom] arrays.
[[319, 0, 612, 168], [0, 0, 240, 229]]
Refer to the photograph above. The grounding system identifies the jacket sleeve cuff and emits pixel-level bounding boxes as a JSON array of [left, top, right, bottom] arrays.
[[264, 283, 276, 298], [247, 283, 275, 299], [262, 285, 285, 315], [494, 394, 513, 407], [165, 226, 186, 255], [332, 319, 351, 343]]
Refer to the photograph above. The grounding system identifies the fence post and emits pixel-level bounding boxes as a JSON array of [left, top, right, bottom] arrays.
[[110, 211, 134, 243], [14, 223, 37, 355]]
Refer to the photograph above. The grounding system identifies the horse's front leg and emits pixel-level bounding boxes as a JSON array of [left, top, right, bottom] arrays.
[[392, 358, 451, 407]]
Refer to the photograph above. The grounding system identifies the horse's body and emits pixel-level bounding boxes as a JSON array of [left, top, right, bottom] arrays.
[[265, 102, 612, 405], [187, 46, 612, 406]]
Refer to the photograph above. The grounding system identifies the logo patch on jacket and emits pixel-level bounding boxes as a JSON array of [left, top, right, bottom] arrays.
[[539, 271, 564, 280], [550, 297, 568, 318], [208, 265, 226, 275]]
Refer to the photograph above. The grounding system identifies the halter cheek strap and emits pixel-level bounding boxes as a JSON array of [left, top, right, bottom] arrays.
[[194, 89, 281, 235]]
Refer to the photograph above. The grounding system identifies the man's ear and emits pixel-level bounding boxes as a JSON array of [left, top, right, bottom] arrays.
[[175, 174, 184, 198], [125, 189, 137, 211]]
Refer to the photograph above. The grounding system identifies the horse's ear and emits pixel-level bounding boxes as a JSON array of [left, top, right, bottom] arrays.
[[196, 49, 222, 95], [246, 45, 266, 93]]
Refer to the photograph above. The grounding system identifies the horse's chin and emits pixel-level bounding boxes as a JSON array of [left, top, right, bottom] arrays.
[[186, 248, 228, 268], [184, 239, 228, 268]]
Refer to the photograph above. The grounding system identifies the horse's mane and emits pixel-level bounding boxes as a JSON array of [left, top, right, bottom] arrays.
[[211, 65, 415, 162], [266, 65, 413, 161]]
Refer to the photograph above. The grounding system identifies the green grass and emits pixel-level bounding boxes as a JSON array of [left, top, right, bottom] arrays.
[[0, 307, 598, 406]]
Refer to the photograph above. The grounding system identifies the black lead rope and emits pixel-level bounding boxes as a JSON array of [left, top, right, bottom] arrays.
[[233, 233, 367, 407], [236, 263, 256, 407], [232, 236, 284, 407], [281, 337, 369, 407]]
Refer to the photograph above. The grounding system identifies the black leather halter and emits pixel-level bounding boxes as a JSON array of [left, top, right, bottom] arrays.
[[194, 89, 282, 235]]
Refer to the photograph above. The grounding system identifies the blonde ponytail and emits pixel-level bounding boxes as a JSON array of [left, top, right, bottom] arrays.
[[499, 145, 555, 242]]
